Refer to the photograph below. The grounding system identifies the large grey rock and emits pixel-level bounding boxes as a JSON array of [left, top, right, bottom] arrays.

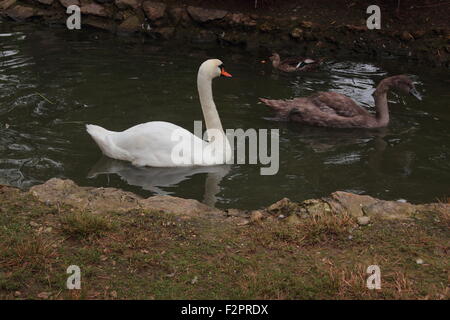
[[0, 0, 17, 11], [327, 191, 378, 217], [118, 15, 141, 33], [5, 5, 37, 21], [187, 6, 227, 23], [30, 178, 221, 219]]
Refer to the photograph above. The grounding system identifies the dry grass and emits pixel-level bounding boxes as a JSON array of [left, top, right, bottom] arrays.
[[299, 212, 356, 245], [0, 186, 449, 299], [60, 211, 114, 238]]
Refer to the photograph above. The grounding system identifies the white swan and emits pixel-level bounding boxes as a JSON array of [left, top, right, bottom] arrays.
[[86, 59, 233, 167]]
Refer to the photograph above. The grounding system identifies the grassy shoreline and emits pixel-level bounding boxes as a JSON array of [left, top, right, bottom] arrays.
[[0, 183, 448, 299]]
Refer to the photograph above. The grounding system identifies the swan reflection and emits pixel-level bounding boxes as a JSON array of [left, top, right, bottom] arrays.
[[87, 156, 230, 207]]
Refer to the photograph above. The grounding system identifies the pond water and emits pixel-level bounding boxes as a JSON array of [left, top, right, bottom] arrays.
[[1, 21, 449, 209]]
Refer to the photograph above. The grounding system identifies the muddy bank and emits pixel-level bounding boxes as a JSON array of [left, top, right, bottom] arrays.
[[1, 0, 449, 67], [25, 178, 450, 223]]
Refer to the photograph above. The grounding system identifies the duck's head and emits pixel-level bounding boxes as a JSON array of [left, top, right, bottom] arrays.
[[198, 59, 232, 80], [390, 75, 422, 100], [269, 53, 280, 62]]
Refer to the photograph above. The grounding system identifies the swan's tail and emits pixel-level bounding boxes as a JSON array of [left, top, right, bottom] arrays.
[[86, 124, 114, 156], [259, 98, 285, 110], [259, 98, 293, 118]]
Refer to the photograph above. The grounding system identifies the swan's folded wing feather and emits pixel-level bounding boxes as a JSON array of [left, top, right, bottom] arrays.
[[287, 98, 368, 128], [307, 92, 369, 118], [110, 121, 205, 167]]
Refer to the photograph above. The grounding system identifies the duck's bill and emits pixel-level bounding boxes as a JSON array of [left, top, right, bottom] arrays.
[[410, 88, 422, 101], [221, 69, 232, 77]]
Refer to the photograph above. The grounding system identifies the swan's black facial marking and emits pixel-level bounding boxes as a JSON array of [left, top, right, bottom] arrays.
[[218, 64, 232, 78]]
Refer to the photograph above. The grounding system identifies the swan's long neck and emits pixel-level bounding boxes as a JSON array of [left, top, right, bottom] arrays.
[[372, 78, 392, 127], [197, 72, 225, 138]]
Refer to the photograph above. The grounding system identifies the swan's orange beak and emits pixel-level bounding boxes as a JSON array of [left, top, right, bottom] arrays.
[[221, 68, 232, 77]]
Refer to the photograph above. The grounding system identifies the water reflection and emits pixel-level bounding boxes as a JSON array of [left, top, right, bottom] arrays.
[[88, 157, 230, 207]]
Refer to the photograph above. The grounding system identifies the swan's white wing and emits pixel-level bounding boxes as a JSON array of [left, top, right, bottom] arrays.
[[109, 121, 205, 167]]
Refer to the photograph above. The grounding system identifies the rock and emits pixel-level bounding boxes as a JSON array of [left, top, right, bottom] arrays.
[[168, 7, 184, 24], [226, 208, 242, 217], [118, 15, 141, 33], [187, 6, 227, 23], [115, 0, 142, 10], [5, 5, 37, 21], [221, 31, 247, 46], [141, 195, 220, 217], [300, 199, 332, 217], [290, 27, 303, 39], [37, 292, 51, 299], [327, 191, 378, 218], [81, 3, 109, 17], [357, 216, 370, 225], [226, 13, 256, 28], [59, 0, 79, 7], [250, 210, 264, 222], [37, 0, 54, 5], [236, 218, 250, 226], [30, 178, 221, 219], [362, 201, 417, 220], [142, 1, 166, 21], [267, 198, 292, 212], [0, 0, 16, 11], [285, 214, 301, 225]]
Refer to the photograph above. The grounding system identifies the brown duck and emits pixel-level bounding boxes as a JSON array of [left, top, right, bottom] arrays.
[[270, 53, 322, 72], [260, 75, 422, 129]]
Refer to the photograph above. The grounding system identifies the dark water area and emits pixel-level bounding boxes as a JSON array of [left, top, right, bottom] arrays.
[[1, 21, 449, 209]]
